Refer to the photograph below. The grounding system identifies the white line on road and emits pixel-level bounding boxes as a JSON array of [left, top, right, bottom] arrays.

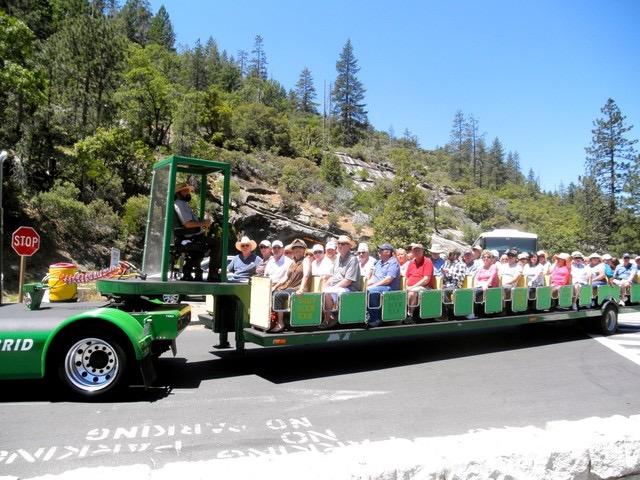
[[591, 335, 640, 366]]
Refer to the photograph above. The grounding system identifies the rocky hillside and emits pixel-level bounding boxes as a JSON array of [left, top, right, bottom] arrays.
[[229, 152, 473, 252]]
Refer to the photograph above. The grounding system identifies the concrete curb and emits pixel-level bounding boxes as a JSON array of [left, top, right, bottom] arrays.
[[17, 414, 640, 480]]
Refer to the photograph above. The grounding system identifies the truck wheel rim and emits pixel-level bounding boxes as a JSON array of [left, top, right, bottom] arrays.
[[64, 338, 119, 391]]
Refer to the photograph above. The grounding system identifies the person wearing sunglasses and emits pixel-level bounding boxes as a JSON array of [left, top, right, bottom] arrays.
[[227, 236, 262, 283]]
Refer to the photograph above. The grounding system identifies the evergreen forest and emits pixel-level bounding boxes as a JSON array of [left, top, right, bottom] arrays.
[[1, 1, 639, 289]]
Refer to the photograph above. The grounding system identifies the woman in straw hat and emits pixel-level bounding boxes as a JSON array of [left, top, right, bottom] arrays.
[[550, 253, 571, 292], [227, 236, 262, 283]]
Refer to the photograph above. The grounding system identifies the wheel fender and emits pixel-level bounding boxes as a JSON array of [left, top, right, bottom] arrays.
[[600, 300, 619, 315], [41, 307, 149, 377]]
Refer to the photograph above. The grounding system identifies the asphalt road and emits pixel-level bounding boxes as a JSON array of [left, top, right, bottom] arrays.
[[2, 314, 640, 478]]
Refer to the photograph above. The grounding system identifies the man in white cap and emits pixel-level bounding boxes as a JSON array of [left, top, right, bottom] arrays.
[[357, 242, 376, 279], [255, 239, 272, 275], [429, 245, 445, 280], [612, 253, 637, 305], [321, 235, 361, 328], [263, 240, 291, 283], [173, 182, 219, 281]]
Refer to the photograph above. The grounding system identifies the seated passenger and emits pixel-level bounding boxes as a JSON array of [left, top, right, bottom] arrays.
[[550, 253, 571, 293], [310, 244, 329, 276], [173, 182, 218, 281], [283, 244, 294, 259], [255, 240, 272, 275], [405, 243, 434, 321], [613, 253, 637, 305], [270, 239, 309, 332], [320, 241, 338, 285], [537, 250, 551, 276], [442, 249, 466, 295], [357, 243, 376, 278], [365, 243, 401, 328], [429, 245, 445, 286], [396, 248, 409, 276], [500, 249, 523, 289], [472, 245, 483, 269], [498, 253, 509, 267], [570, 251, 589, 310], [474, 250, 499, 291], [462, 249, 478, 278], [227, 236, 262, 283], [321, 235, 361, 329], [523, 252, 544, 287], [602, 254, 615, 282], [263, 240, 291, 284], [588, 253, 607, 286]]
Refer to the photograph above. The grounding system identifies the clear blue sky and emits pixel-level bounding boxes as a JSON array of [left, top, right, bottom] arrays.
[[150, 0, 640, 191]]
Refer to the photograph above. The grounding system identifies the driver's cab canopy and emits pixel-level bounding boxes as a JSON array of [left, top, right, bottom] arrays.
[[141, 155, 231, 281]]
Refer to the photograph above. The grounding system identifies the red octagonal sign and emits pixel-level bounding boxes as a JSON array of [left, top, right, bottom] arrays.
[[12, 226, 41, 257]]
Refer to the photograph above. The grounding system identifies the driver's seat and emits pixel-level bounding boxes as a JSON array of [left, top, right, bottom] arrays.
[[169, 224, 205, 280]]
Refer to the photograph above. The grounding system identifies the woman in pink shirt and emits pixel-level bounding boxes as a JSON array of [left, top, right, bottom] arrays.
[[474, 250, 499, 290], [550, 253, 571, 292]]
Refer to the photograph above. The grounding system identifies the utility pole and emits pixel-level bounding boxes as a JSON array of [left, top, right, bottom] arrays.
[[0, 150, 8, 306]]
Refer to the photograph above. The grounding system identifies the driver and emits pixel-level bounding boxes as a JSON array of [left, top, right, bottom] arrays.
[[174, 183, 220, 281]]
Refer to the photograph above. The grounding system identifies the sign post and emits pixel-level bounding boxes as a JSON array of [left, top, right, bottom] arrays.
[[11, 226, 40, 303]]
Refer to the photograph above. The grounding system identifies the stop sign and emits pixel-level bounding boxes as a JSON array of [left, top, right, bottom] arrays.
[[12, 226, 41, 257]]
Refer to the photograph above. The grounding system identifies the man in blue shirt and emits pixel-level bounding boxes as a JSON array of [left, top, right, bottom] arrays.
[[227, 236, 263, 283], [613, 253, 637, 306], [366, 243, 401, 328]]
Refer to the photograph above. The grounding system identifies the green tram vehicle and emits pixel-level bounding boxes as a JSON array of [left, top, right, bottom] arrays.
[[1, 155, 639, 399]]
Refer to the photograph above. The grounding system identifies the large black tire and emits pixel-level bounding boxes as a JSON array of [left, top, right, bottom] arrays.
[[51, 328, 130, 400], [593, 304, 618, 336]]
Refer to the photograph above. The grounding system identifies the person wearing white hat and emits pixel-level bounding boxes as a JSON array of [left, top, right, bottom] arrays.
[[570, 251, 589, 310], [227, 236, 262, 283], [429, 245, 445, 281], [263, 240, 292, 284], [321, 236, 361, 329], [587, 253, 607, 287], [537, 250, 551, 276], [255, 240, 273, 275], [356, 242, 376, 279]]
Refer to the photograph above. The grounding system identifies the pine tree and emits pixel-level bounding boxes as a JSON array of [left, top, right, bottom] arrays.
[[237, 49, 248, 77], [486, 137, 505, 189], [249, 34, 267, 80], [44, 12, 126, 139], [331, 39, 367, 147], [118, 0, 152, 45], [449, 110, 469, 179], [576, 175, 609, 250], [294, 67, 318, 113], [465, 114, 481, 185], [372, 154, 429, 247], [188, 39, 207, 90], [148, 5, 175, 50], [585, 98, 637, 218]]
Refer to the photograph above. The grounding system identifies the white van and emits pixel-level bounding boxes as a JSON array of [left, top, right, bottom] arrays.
[[473, 229, 538, 255]]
